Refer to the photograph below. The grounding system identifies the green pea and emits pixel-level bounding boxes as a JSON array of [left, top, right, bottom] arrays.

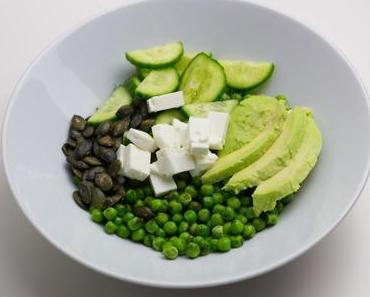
[[189, 223, 198, 235], [160, 200, 169, 212], [240, 196, 252, 206], [281, 194, 294, 205], [212, 225, 224, 239], [156, 228, 166, 238], [212, 204, 226, 215], [145, 219, 159, 234], [127, 217, 144, 231], [150, 199, 163, 213], [223, 207, 236, 221], [186, 242, 200, 259], [230, 235, 244, 248], [230, 219, 245, 235], [217, 237, 231, 252], [169, 200, 182, 214], [176, 179, 187, 190], [212, 192, 224, 205], [122, 212, 135, 223], [114, 217, 123, 226], [155, 212, 169, 226], [103, 207, 117, 221], [202, 196, 214, 210], [152, 237, 166, 251], [131, 228, 146, 242], [168, 191, 180, 200], [135, 188, 145, 200], [114, 204, 127, 217], [189, 201, 202, 212], [243, 224, 256, 239], [144, 196, 154, 206], [196, 224, 210, 237], [184, 210, 197, 224], [245, 207, 256, 219], [185, 185, 198, 198], [143, 234, 155, 247], [198, 209, 210, 223], [201, 184, 214, 196], [223, 222, 232, 235], [192, 176, 202, 186], [276, 201, 284, 213], [172, 213, 183, 224], [266, 212, 279, 226], [171, 238, 187, 254], [117, 225, 130, 238], [198, 238, 211, 256], [104, 221, 118, 234], [91, 209, 104, 223], [252, 218, 266, 232], [143, 185, 153, 197], [125, 189, 137, 204], [179, 231, 192, 242], [162, 245, 178, 260], [179, 193, 192, 206], [210, 213, 224, 227], [208, 238, 219, 252], [163, 221, 177, 236], [227, 197, 241, 210], [134, 200, 145, 208], [178, 221, 189, 233]]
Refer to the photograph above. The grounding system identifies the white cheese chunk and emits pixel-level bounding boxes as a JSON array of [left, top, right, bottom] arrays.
[[188, 117, 210, 154], [150, 161, 162, 175], [152, 124, 181, 149], [149, 173, 177, 196], [172, 119, 189, 149], [190, 151, 218, 177], [208, 111, 230, 150], [117, 144, 126, 175], [127, 128, 157, 152], [156, 148, 195, 175], [123, 144, 150, 181], [147, 91, 184, 113]]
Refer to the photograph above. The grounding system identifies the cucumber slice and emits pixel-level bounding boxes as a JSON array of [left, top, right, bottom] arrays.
[[137, 68, 151, 80], [180, 53, 226, 104], [175, 51, 212, 76], [88, 86, 132, 125], [182, 100, 238, 118], [219, 60, 274, 90], [125, 75, 141, 96], [136, 68, 179, 98], [125, 41, 184, 69], [155, 109, 186, 124]]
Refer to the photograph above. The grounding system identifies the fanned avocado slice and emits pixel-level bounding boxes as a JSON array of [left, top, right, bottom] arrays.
[[253, 116, 322, 215]]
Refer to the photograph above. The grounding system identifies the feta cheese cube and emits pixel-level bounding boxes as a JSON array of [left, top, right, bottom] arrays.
[[127, 128, 157, 152], [117, 144, 126, 175], [190, 142, 209, 155], [149, 173, 177, 196], [156, 148, 195, 175], [188, 117, 210, 154], [190, 151, 218, 177], [208, 111, 230, 150], [123, 144, 150, 181], [147, 91, 184, 113], [172, 119, 189, 149], [152, 124, 181, 149], [150, 161, 162, 175]]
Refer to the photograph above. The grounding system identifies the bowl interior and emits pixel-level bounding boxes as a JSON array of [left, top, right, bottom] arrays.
[[3, 0, 370, 288]]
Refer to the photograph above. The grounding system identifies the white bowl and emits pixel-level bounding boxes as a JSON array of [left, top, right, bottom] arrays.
[[3, 0, 370, 288]]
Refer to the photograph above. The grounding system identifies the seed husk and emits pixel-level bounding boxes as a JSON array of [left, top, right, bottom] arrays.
[[95, 121, 112, 136], [74, 140, 92, 159], [116, 105, 135, 118], [139, 118, 156, 132], [111, 120, 129, 137], [107, 160, 122, 177], [91, 187, 107, 209], [82, 166, 105, 181], [82, 156, 103, 166], [130, 113, 143, 128], [98, 135, 115, 147], [98, 147, 116, 163], [133, 206, 154, 220], [78, 181, 95, 204], [71, 115, 86, 131], [73, 191, 89, 210], [95, 173, 113, 191], [82, 126, 95, 138], [104, 194, 122, 208]]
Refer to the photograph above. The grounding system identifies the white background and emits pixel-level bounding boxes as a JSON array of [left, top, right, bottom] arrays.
[[0, 0, 369, 296]]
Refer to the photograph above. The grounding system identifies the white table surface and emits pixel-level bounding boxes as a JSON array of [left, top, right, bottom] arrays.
[[0, 0, 369, 296]]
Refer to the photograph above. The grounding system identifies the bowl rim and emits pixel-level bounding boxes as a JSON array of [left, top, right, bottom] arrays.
[[2, 0, 370, 289]]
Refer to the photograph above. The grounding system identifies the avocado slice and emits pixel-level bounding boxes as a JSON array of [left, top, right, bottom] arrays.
[[253, 116, 322, 215], [202, 100, 287, 184], [219, 95, 286, 157], [224, 107, 310, 193]]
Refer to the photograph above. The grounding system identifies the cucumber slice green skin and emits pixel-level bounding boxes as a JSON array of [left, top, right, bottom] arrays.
[[137, 68, 151, 80], [125, 41, 184, 69], [180, 53, 226, 104], [155, 109, 186, 124], [135, 68, 179, 98], [220, 60, 274, 90], [88, 86, 132, 126], [125, 75, 141, 96], [181, 100, 238, 118], [175, 51, 212, 76]]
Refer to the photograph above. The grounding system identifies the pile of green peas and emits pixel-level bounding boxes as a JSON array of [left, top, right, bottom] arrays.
[[89, 176, 291, 260]]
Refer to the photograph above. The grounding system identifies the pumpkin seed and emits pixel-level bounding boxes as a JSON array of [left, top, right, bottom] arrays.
[[98, 147, 116, 163], [91, 187, 107, 209], [62, 143, 73, 156], [82, 156, 103, 166], [139, 118, 156, 132], [82, 126, 95, 138], [71, 115, 86, 131], [98, 135, 114, 147], [107, 160, 121, 177], [138, 101, 149, 118], [69, 129, 84, 142], [95, 173, 113, 191], [116, 105, 135, 118], [133, 206, 154, 220], [67, 155, 89, 170], [104, 194, 122, 208], [113, 137, 121, 151], [95, 121, 111, 136], [130, 113, 143, 128], [73, 191, 89, 210], [71, 167, 83, 180], [67, 139, 77, 148], [93, 140, 101, 156], [111, 120, 129, 137], [74, 140, 92, 159], [82, 166, 105, 181], [78, 181, 95, 204]]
